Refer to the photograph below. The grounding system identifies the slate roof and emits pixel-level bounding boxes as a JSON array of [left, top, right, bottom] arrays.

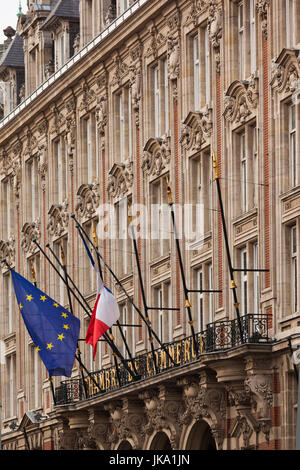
[[0, 35, 24, 69], [41, 0, 80, 29]]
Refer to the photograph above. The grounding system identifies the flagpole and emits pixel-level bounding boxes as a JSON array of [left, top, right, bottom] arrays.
[[71, 214, 177, 368], [211, 150, 244, 343], [165, 178, 199, 356], [35, 239, 138, 381], [30, 261, 57, 406], [59, 245, 89, 399], [92, 222, 137, 381], [74, 222, 140, 380], [128, 216, 159, 374]]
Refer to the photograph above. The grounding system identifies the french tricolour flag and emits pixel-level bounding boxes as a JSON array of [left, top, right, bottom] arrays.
[[86, 271, 120, 359]]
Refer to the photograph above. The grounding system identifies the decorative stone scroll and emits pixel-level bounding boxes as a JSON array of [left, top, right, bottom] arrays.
[[223, 75, 259, 124], [107, 160, 133, 199], [21, 219, 41, 255], [75, 182, 100, 220], [180, 107, 213, 152], [142, 135, 171, 177], [47, 200, 69, 238], [0, 236, 15, 267], [270, 48, 300, 95], [185, 0, 209, 27]]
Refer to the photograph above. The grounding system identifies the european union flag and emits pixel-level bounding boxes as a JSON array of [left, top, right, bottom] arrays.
[[11, 269, 80, 378]]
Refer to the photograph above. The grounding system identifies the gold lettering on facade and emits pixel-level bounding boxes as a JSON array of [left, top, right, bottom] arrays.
[[176, 343, 182, 364], [160, 350, 167, 370], [105, 370, 110, 390], [184, 339, 190, 362], [168, 345, 175, 367]]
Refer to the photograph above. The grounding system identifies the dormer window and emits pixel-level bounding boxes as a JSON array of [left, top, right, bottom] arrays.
[[57, 33, 65, 69]]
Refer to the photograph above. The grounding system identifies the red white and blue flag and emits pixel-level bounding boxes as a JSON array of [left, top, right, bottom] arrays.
[[81, 232, 120, 359], [85, 271, 120, 359]]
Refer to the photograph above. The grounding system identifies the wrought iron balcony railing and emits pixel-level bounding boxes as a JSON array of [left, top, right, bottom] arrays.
[[55, 314, 272, 406]]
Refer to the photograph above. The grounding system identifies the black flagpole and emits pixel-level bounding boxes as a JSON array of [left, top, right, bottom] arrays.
[[165, 177, 199, 356], [30, 260, 57, 406], [212, 150, 244, 343], [71, 214, 177, 368], [59, 245, 89, 399], [39, 240, 138, 381], [91, 221, 137, 380], [128, 213, 158, 374]]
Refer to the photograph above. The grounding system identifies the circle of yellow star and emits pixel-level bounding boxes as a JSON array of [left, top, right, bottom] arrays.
[[26, 294, 33, 302], [40, 295, 47, 302], [57, 333, 65, 341], [53, 302, 59, 308], [63, 324, 70, 330], [61, 312, 68, 319], [36, 346, 41, 352], [47, 343, 54, 350], [19, 303, 23, 310]]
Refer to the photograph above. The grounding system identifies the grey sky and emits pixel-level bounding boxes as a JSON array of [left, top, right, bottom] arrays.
[[0, 0, 27, 43]]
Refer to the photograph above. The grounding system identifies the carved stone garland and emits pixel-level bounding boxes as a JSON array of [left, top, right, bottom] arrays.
[[142, 135, 171, 178]]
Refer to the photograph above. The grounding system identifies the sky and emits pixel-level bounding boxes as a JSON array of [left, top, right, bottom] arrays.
[[0, 0, 27, 43]]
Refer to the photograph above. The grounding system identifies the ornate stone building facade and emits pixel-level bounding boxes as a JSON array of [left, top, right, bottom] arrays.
[[0, 0, 299, 451]]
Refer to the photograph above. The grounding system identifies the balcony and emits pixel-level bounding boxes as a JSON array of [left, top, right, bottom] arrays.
[[54, 314, 272, 406]]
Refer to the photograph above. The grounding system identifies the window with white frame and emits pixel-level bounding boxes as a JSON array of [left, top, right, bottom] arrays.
[[57, 33, 65, 69], [29, 344, 40, 410], [3, 179, 12, 239], [54, 138, 68, 204], [150, 177, 170, 259], [250, 0, 256, 74], [115, 87, 132, 162], [27, 157, 39, 221], [191, 25, 211, 111], [54, 238, 68, 307], [119, 0, 129, 14], [234, 0, 257, 80], [6, 354, 16, 419], [284, 0, 300, 48], [208, 262, 214, 324], [240, 247, 248, 316], [151, 58, 169, 138], [115, 197, 132, 278], [291, 225, 298, 313], [197, 268, 204, 332], [289, 104, 297, 188], [235, 123, 258, 215], [253, 242, 260, 314], [190, 149, 212, 239], [238, 1, 245, 79], [83, 113, 98, 183], [154, 282, 172, 345], [4, 272, 13, 335]]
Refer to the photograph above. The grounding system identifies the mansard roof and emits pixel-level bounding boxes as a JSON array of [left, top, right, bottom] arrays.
[[41, 0, 80, 29], [0, 34, 24, 69]]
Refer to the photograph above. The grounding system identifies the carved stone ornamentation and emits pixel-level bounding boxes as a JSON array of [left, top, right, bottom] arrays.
[[256, 0, 270, 38], [185, 0, 209, 27], [65, 116, 76, 173], [75, 182, 100, 220], [107, 160, 133, 199], [129, 61, 141, 128], [0, 149, 12, 177], [37, 143, 48, 192], [50, 105, 65, 135], [21, 219, 41, 255], [142, 135, 171, 177], [270, 49, 300, 95], [207, 0, 223, 73], [146, 25, 166, 59], [167, 35, 179, 81], [0, 236, 15, 267], [79, 81, 96, 113], [105, 400, 146, 449], [224, 76, 259, 124], [111, 55, 129, 88], [139, 387, 184, 450], [180, 108, 213, 152], [96, 94, 108, 137], [47, 200, 69, 238]]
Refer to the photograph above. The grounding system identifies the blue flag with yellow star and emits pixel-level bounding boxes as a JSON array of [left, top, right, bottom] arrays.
[[11, 269, 80, 377]]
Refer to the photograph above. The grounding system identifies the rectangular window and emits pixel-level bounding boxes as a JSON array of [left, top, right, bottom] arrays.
[[208, 263, 214, 324], [57, 34, 65, 69], [115, 88, 131, 162], [292, 226, 298, 313], [151, 178, 170, 259], [240, 133, 247, 212], [289, 104, 297, 187], [120, 0, 129, 14], [250, 0, 256, 73], [197, 268, 204, 332], [241, 248, 248, 315], [152, 59, 169, 137], [54, 239, 68, 306], [286, 0, 295, 47], [253, 242, 260, 314], [193, 35, 200, 110], [56, 139, 67, 203], [7, 355, 16, 418], [28, 158, 39, 221], [4, 273, 13, 334], [253, 126, 259, 206], [115, 198, 132, 277], [121, 304, 128, 358], [238, 2, 245, 79], [86, 117, 92, 182]]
